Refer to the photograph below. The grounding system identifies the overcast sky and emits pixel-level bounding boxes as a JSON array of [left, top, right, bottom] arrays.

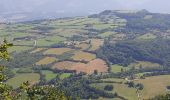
[[1, 0, 170, 15]]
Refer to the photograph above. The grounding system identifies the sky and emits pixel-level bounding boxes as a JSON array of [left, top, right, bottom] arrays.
[[0, 0, 170, 18]]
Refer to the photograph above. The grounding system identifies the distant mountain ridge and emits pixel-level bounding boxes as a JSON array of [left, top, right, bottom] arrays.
[[0, 12, 87, 23], [0, 9, 169, 23]]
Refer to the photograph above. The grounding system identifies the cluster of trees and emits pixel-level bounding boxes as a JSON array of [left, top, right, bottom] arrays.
[[104, 85, 114, 91], [125, 81, 144, 90]]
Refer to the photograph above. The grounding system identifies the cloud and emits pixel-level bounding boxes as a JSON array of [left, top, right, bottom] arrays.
[[1, 0, 170, 15]]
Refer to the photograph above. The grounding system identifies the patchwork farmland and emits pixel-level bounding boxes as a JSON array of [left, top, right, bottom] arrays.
[[2, 10, 170, 99]]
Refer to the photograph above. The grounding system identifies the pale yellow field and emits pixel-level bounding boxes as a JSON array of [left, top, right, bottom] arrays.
[[43, 48, 73, 55], [52, 61, 77, 69], [75, 43, 90, 50], [36, 57, 57, 65], [135, 75, 170, 99], [96, 75, 170, 100], [71, 51, 96, 61], [89, 39, 104, 51]]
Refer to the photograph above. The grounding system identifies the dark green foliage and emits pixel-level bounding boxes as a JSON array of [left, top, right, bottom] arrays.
[[104, 85, 114, 91], [6, 52, 44, 68], [48, 74, 116, 99], [127, 81, 135, 88], [135, 83, 144, 90], [19, 81, 68, 100], [97, 39, 170, 67], [152, 94, 170, 100]]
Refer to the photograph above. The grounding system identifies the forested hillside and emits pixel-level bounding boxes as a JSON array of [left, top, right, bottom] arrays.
[[97, 39, 170, 67]]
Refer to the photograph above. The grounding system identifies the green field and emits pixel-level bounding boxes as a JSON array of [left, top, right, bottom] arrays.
[[7, 73, 40, 88], [41, 70, 58, 81], [137, 33, 157, 40], [9, 46, 33, 53], [41, 70, 71, 81], [111, 64, 130, 73], [91, 82, 137, 100], [36, 36, 66, 46], [60, 73, 72, 79]]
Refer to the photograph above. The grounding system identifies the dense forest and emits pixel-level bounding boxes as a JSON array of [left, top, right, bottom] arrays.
[[97, 39, 170, 67]]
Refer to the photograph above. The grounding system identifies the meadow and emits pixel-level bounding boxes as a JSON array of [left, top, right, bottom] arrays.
[[7, 73, 40, 88], [41, 70, 71, 81], [9, 46, 33, 53], [137, 33, 157, 40], [111, 64, 130, 73]]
